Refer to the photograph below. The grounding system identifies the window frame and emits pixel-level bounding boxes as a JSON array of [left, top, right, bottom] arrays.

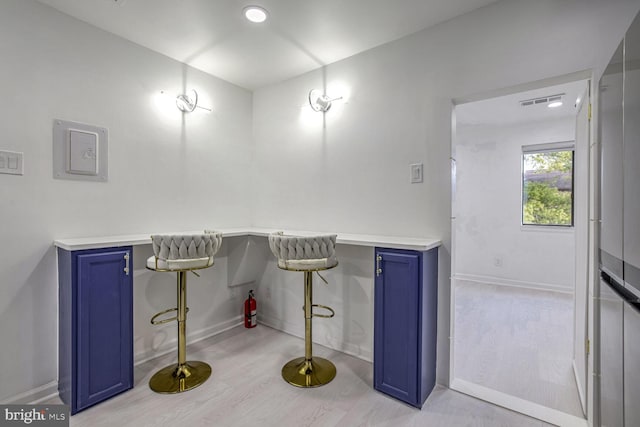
[[521, 141, 575, 228]]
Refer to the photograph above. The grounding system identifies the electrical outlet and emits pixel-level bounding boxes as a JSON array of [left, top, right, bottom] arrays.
[[266, 287, 271, 299], [494, 257, 503, 267]]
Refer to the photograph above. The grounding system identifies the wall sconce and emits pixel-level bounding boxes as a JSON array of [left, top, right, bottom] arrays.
[[308, 89, 343, 112], [171, 89, 212, 113]]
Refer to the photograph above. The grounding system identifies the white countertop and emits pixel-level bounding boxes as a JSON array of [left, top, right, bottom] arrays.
[[54, 227, 441, 252]]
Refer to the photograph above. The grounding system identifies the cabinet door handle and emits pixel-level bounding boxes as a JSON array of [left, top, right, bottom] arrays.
[[376, 254, 382, 277], [124, 253, 130, 276]]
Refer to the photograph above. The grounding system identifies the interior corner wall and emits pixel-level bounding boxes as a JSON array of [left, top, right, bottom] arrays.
[[454, 117, 576, 292], [251, 0, 640, 386], [0, 0, 253, 403]]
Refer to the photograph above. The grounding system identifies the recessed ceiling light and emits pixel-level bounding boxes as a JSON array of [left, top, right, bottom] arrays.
[[244, 6, 268, 23], [548, 101, 563, 108]]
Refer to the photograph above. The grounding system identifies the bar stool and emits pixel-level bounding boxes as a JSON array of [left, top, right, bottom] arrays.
[[146, 232, 222, 394], [268, 232, 338, 388]]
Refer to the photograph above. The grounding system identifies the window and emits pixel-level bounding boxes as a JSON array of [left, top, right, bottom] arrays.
[[522, 142, 574, 226]]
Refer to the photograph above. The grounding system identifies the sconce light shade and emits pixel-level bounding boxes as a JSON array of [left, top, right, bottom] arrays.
[[172, 89, 212, 113], [309, 89, 343, 112], [176, 89, 198, 112]]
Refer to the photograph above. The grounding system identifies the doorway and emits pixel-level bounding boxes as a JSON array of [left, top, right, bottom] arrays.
[[450, 78, 590, 426]]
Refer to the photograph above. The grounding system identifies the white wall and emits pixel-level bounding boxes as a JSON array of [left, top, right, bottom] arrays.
[[251, 0, 640, 385], [0, 0, 253, 402], [454, 117, 576, 292]]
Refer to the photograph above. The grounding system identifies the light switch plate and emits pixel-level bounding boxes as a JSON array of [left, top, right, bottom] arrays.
[[53, 119, 108, 182], [0, 150, 24, 175], [410, 163, 423, 183]]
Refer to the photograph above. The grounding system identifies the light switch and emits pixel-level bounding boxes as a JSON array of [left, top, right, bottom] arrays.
[[8, 156, 18, 169], [410, 163, 423, 183], [67, 129, 98, 175], [0, 150, 24, 175]]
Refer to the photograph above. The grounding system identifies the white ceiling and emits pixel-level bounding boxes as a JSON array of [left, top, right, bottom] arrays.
[[456, 80, 589, 127], [36, 0, 500, 90]]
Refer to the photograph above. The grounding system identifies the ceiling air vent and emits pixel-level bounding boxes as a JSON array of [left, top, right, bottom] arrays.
[[520, 93, 564, 107]]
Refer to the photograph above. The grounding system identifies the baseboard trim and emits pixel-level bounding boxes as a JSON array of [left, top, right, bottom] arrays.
[[450, 378, 587, 427], [453, 273, 574, 295], [1, 381, 59, 405], [134, 315, 244, 366], [258, 314, 373, 363]]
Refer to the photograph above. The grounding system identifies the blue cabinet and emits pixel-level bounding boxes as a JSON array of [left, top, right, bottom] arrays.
[[58, 247, 133, 414], [373, 247, 438, 408]]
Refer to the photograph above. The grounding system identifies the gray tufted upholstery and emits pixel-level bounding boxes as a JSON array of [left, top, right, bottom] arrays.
[[151, 233, 222, 260], [268, 232, 338, 271], [147, 232, 222, 271]]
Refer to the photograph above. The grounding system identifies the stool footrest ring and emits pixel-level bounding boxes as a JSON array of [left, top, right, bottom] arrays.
[[310, 304, 335, 318], [151, 307, 190, 325]]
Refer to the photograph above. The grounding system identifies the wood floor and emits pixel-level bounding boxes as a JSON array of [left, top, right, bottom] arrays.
[[47, 324, 552, 427], [454, 280, 583, 418]]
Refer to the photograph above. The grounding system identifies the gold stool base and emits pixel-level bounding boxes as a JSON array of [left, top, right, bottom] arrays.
[[281, 357, 336, 388], [149, 361, 211, 394]]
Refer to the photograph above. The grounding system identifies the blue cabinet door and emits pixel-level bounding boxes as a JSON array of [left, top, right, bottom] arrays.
[[374, 249, 420, 404], [76, 249, 133, 412], [374, 247, 438, 408], [58, 247, 133, 414]]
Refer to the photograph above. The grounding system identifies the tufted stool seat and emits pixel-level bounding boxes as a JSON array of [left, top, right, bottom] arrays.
[[268, 232, 338, 387], [146, 234, 218, 271], [269, 232, 338, 271], [146, 232, 222, 394]]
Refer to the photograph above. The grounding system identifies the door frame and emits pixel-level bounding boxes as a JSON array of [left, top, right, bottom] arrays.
[[449, 70, 595, 427], [573, 80, 591, 415]]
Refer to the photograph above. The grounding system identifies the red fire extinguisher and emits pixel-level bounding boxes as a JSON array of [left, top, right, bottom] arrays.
[[244, 290, 257, 328]]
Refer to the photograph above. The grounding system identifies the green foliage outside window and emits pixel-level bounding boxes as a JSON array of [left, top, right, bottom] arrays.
[[522, 150, 573, 226]]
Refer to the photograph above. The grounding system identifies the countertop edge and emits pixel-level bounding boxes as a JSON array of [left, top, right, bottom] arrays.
[[54, 228, 441, 252]]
